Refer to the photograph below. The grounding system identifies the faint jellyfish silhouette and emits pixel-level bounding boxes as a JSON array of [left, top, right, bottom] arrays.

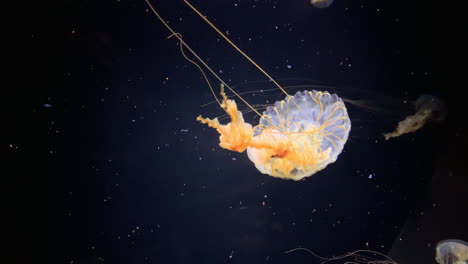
[[435, 239, 468, 264], [383, 94, 446, 140], [310, 0, 334, 8]]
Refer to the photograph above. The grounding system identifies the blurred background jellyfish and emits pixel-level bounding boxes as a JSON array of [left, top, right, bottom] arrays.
[[310, 0, 334, 9], [383, 94, 446, 140], [435, 239, 468, 264]]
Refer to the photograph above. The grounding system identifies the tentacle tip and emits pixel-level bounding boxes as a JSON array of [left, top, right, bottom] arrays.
[[196, 115, 206, 123]]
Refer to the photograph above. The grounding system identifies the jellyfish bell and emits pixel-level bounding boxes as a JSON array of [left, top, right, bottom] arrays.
[[246, 90, 351, 180], [435, 239, 468, 264], [310, 0, 334, 8], [415, 94, 447, 123]]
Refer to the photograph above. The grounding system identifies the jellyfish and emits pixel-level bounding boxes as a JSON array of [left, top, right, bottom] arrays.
[[310, 0, 334, 9], [435, 239, 468, 264], [383, 94, 446, 140], [198, 85, 351, 180], [145, 0, 350, 180]]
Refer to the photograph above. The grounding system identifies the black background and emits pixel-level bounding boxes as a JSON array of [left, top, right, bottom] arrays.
[[17, 0, 467, 263]]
